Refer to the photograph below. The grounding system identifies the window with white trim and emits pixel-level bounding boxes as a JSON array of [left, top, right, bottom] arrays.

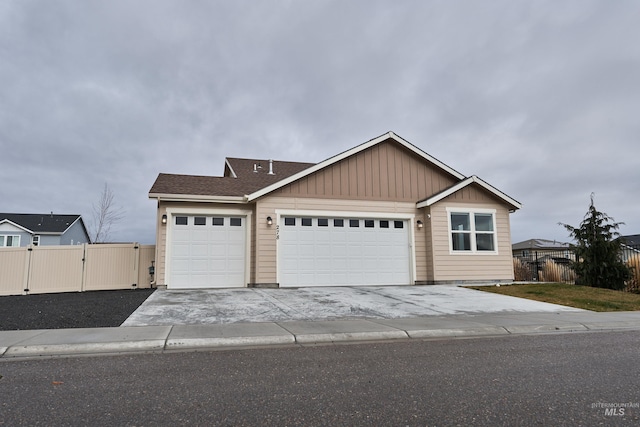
[[32, 235, 40, 246], [448, 209, 496, 253], [0, 235, 21, 247]]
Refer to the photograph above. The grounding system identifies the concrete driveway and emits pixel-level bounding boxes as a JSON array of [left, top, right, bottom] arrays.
[[122, 285, 583, 327]]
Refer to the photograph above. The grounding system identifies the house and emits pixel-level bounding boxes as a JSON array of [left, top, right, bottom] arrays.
[[149, 132, 522, 289], [0, 213, 90, 247], [512, 239, 572, 259], [619, 235, 640, 262]]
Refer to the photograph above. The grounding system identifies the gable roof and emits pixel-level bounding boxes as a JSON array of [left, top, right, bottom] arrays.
[[246, 131, 465, 202], [416, 175, 522, 210], [149, 131, 519, 210], [149, 159, 314, 201], [0, 213, 85, 235], [512, 239, 570, 251]]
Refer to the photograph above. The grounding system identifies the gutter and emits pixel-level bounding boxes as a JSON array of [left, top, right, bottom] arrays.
[[148, 193, 247, 204]]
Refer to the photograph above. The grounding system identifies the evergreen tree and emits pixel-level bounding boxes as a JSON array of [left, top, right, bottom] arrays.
[[560, 194, 630, 290]]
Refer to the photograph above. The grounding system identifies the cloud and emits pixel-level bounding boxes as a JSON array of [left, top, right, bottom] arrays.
[[1, 0, 639, 244]]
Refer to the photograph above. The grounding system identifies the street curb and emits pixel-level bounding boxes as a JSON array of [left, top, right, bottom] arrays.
[[166, 335, 296, 349], [294, 330, 409, 344], [583, 322, 640, 330], [503, 323, 588, 334], [406, 326, 509, 338], [1, 319, 640, 359], [2, 340, 166, 357]]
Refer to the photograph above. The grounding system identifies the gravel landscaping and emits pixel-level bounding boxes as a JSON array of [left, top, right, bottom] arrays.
[[0, 289, 154, 331]]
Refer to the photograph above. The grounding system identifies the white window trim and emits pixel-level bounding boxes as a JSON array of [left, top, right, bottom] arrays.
[[164, 207, 253, 288], [32, 235, 40, 246], [0, 235, 21, 247], [446, 207, 498, 255]]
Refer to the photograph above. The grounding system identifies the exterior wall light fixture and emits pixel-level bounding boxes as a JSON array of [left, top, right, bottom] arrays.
[[162, 214, 167, 225], [266, 216, 273, 226], [416, 220, 423, 229]]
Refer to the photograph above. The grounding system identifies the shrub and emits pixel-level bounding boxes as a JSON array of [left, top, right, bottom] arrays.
[[513, 258, 532, 281], [539, 259, 575, 283], [560, 194, 631, 290]]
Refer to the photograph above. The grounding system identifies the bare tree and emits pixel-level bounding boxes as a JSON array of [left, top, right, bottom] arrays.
[[90, 183, 124, 243]]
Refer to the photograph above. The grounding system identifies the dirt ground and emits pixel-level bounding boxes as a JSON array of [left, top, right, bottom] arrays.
[[0, 289, 154, 331]]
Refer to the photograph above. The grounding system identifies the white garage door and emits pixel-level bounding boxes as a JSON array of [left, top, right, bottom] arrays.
[[170, 215, 246, 288], [279, 216, 412, 287]]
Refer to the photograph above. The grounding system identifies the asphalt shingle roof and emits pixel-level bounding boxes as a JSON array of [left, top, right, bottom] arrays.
[[0, 213, 82, 234], [149, 158, 315, 198], [512, 239, 570, 250]]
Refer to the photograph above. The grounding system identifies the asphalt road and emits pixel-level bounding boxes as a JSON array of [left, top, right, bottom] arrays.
[[1, 331, 639, 426]]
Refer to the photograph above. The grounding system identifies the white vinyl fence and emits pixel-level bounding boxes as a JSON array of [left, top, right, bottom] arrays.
[[0, 244, 155, 296]]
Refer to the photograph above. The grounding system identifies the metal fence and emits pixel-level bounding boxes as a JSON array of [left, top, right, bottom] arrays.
[[513, 244, 640, 284], [0, 243, 155, 296]]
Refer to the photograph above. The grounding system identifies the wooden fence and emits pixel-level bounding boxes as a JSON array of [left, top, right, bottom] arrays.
[[0, 243, 155, 296]]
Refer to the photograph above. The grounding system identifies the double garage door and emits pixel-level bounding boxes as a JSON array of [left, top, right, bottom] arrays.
[[169, 213, 412, 288], [278, 216, 412, 287]]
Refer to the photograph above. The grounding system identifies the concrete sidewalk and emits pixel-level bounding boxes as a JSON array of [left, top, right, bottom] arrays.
[[2, 311, 640, 359]]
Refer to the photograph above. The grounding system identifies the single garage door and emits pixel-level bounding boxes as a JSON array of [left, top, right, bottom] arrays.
[[170, 215, 246, 288], [279, 216, 412, 287]]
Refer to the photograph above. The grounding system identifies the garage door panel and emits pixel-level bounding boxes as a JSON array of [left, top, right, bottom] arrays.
[[279, 215, 411, 287], [170, 215, 246, 289], [191, 244, 209, 257]]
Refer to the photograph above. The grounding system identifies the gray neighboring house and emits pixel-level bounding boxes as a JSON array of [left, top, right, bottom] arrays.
[[512, 238, 571, 258], [0, 213, 91, 247]]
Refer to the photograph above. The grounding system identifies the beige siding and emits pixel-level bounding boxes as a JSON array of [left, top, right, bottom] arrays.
[[155, 204, 167, 286], [138, 245, 156, 287], [428, 185, 515, 283], [422, 208, 435, 283], [273, 141, 458, 201], [0, 248, 29, 296], [254, 197, 426, 285]]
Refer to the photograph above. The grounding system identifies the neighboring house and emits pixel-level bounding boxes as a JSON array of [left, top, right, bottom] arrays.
[[512, 239, 572, 259], [149, 131, 522, 289], [621, 235, 640, 247], [0, 213, 90, 247], [619, 234, 640, 261]]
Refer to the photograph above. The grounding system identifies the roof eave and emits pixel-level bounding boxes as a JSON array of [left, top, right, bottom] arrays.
[[0, 219, 34, 234], [149, 193, 247, 204]]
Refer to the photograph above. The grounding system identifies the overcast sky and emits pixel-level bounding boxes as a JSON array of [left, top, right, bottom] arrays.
[[1, 0, 639, 245]]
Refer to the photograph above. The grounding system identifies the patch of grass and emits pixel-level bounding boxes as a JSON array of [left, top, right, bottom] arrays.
[[468, 283, 640, 312]]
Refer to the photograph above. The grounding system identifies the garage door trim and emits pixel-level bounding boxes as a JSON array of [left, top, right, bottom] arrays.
[[165, 207, 253, 289], [275, 209, 417, 287]]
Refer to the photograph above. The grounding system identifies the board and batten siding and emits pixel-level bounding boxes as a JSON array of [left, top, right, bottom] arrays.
[[255, 197, 426, 285], [273, 141, 458, 201], [428, 185, 515, 283]]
